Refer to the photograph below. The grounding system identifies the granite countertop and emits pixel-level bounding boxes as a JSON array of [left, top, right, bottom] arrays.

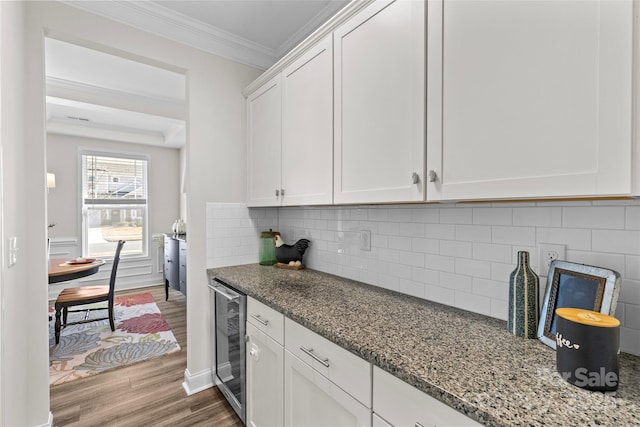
[[207, 264, 640, 427]]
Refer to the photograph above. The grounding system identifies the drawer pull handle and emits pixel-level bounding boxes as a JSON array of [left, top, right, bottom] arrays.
[[300, 346, 330, 367], [250, 314, 269, 326], [415, 423, 425, 427]]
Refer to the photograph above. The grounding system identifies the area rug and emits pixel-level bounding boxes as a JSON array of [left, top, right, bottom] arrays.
[[49, 292, 180, 386]]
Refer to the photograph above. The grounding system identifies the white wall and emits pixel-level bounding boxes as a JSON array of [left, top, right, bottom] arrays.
[[0, 2, 261, 425], [46, 133, 180, 297], [206, 203, 277, 268], [1, 2, 44, 425]]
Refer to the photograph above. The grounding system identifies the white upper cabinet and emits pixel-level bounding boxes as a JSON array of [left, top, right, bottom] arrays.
[[426, 0, 635, 201], [333, 0, 425, 204], [247, 75, 282, 207], [281, 35, 334, 206]]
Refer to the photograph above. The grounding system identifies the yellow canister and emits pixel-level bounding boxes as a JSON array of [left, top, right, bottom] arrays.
[[555, 308, 620, 391]]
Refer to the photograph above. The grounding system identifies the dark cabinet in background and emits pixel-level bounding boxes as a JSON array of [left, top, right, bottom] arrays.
[[179, 240, 187, 296], [164, 234, 186, 299]]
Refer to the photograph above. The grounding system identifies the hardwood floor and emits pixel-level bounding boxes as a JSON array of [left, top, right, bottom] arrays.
[[50, 285, 244, 427]]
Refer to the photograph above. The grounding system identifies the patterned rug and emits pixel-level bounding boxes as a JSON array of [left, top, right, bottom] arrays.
[[49, 292, 181, 386]]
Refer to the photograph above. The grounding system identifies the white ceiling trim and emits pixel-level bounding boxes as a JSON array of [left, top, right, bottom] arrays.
[[275, 1, 349, 58], [48, 119, 169, 147], [47, 76, 185, 120], [63, 0, 278, 70]]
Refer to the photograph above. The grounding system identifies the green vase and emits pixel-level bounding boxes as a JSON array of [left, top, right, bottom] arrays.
[[508, 251, 539, 338]]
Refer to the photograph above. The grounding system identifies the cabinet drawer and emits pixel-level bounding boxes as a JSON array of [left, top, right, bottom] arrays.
[[373, 366, 480, 427], [247, 297, 284, 345], [285, 318, 371, 407]]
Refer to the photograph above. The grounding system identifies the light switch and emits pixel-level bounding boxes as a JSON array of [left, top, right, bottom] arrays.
[[8, 237, 18, 267]]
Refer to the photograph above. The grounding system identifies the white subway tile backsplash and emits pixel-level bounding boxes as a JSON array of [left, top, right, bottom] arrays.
[[491, 262, 516, 282], [411, 207, 439, 223], [379, 222, 400, 236], [399, 222, 425, 238], [625, 304, 640, 329], [411, 267, 440, 286], [424, 284, 455, 306], [620, 327, 640, 356], [472, 277, 508, 301], [454, 291, 491, 316], [566, 250, 626, 276], [412, 238, 439, 254], [455, 225, 492, 243], [491, 299, 508, 320], [399, 251, 425, 268], [388, 208, 413, 222], [473, 207, 512, 225], [423, 223, 455, 240], [626, 256, 640, 280], [492, 226, 536, 246], [472, 243, 512, 263], [626, 206, 640, 230], [439, 272, 472, 292], [592, 230, 640, 255], [513, 207, 562, 227], [424, 254, 455, 272], [563, 206, 625, 230], [387, 236, 412, 250], [537, 228, 592, 250], [206, 200, 640, 356], [440, 208, 472, 224], [399, 279, 426, 298], [440, 240, 472, 259]]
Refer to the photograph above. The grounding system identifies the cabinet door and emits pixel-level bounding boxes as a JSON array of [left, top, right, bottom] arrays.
[[246, 323, 284, 427], [373, 367, 480, 427], [334, 0, 425, 204], [426, 0, 634, 201], [284, 351, 371, 427], [281, 35, 334, 206], [164, 236, 179, 290], [178, 240, 186, 296], [247, 75, 282, 207]]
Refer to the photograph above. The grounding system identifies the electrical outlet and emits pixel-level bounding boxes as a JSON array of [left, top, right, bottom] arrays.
[[359, 230, 371, 251], [538, 243, 566, 276]]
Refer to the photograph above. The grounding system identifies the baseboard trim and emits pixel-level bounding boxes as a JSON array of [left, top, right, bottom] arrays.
[[182, 367, 214, 396], [38, 411, 54, 427]]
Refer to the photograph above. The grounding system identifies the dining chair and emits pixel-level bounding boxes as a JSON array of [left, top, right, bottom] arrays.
[[54, 240, 125, 344]]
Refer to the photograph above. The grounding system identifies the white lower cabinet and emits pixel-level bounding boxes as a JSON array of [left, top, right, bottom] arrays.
[[246, 323, 284, 427], [284, 350, 371, 427], [373, 366, 480, 427], [372, 414, 392, 427], [246, 299, 284, 427]]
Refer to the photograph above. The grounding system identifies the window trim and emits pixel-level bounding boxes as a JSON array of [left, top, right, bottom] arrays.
[[79, 148, 151, 260]]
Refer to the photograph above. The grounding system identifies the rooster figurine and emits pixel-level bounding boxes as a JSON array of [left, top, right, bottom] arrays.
[[275, 235, 310, 265]]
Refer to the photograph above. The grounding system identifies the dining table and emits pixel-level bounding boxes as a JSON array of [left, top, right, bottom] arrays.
[[48, 258, 106, 284]]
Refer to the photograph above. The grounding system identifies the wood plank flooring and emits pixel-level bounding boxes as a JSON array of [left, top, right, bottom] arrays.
[[49, 285, 244, 427]]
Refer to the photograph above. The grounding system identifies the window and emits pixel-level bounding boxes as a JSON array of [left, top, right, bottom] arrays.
[[81, 152, 148, 258]]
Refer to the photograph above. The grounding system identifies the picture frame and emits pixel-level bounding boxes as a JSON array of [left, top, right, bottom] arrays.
[[537, 260, 621, 349]]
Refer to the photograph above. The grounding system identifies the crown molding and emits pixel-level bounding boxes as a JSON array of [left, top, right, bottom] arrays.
[[242, 0, 376, 97], [275, 1, 350, 58], [62, 0, 278, 70], [46, 76, 185, 120]]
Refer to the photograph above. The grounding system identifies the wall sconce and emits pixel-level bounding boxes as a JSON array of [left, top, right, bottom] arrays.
[[47, 173, 56, 190]]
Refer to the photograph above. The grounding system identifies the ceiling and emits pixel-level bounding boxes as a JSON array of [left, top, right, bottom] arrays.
[[48, 0, 349, 149]]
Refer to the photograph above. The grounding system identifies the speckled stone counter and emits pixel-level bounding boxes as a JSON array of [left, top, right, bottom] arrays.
[[207, 264, 640, 427]]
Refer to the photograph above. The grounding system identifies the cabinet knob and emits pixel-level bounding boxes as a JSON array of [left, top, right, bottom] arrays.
[[412, 172, 420, 184], [281, 188, 285, 196], [275, 189, 280, 197], [428, 170, 438, 183]]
